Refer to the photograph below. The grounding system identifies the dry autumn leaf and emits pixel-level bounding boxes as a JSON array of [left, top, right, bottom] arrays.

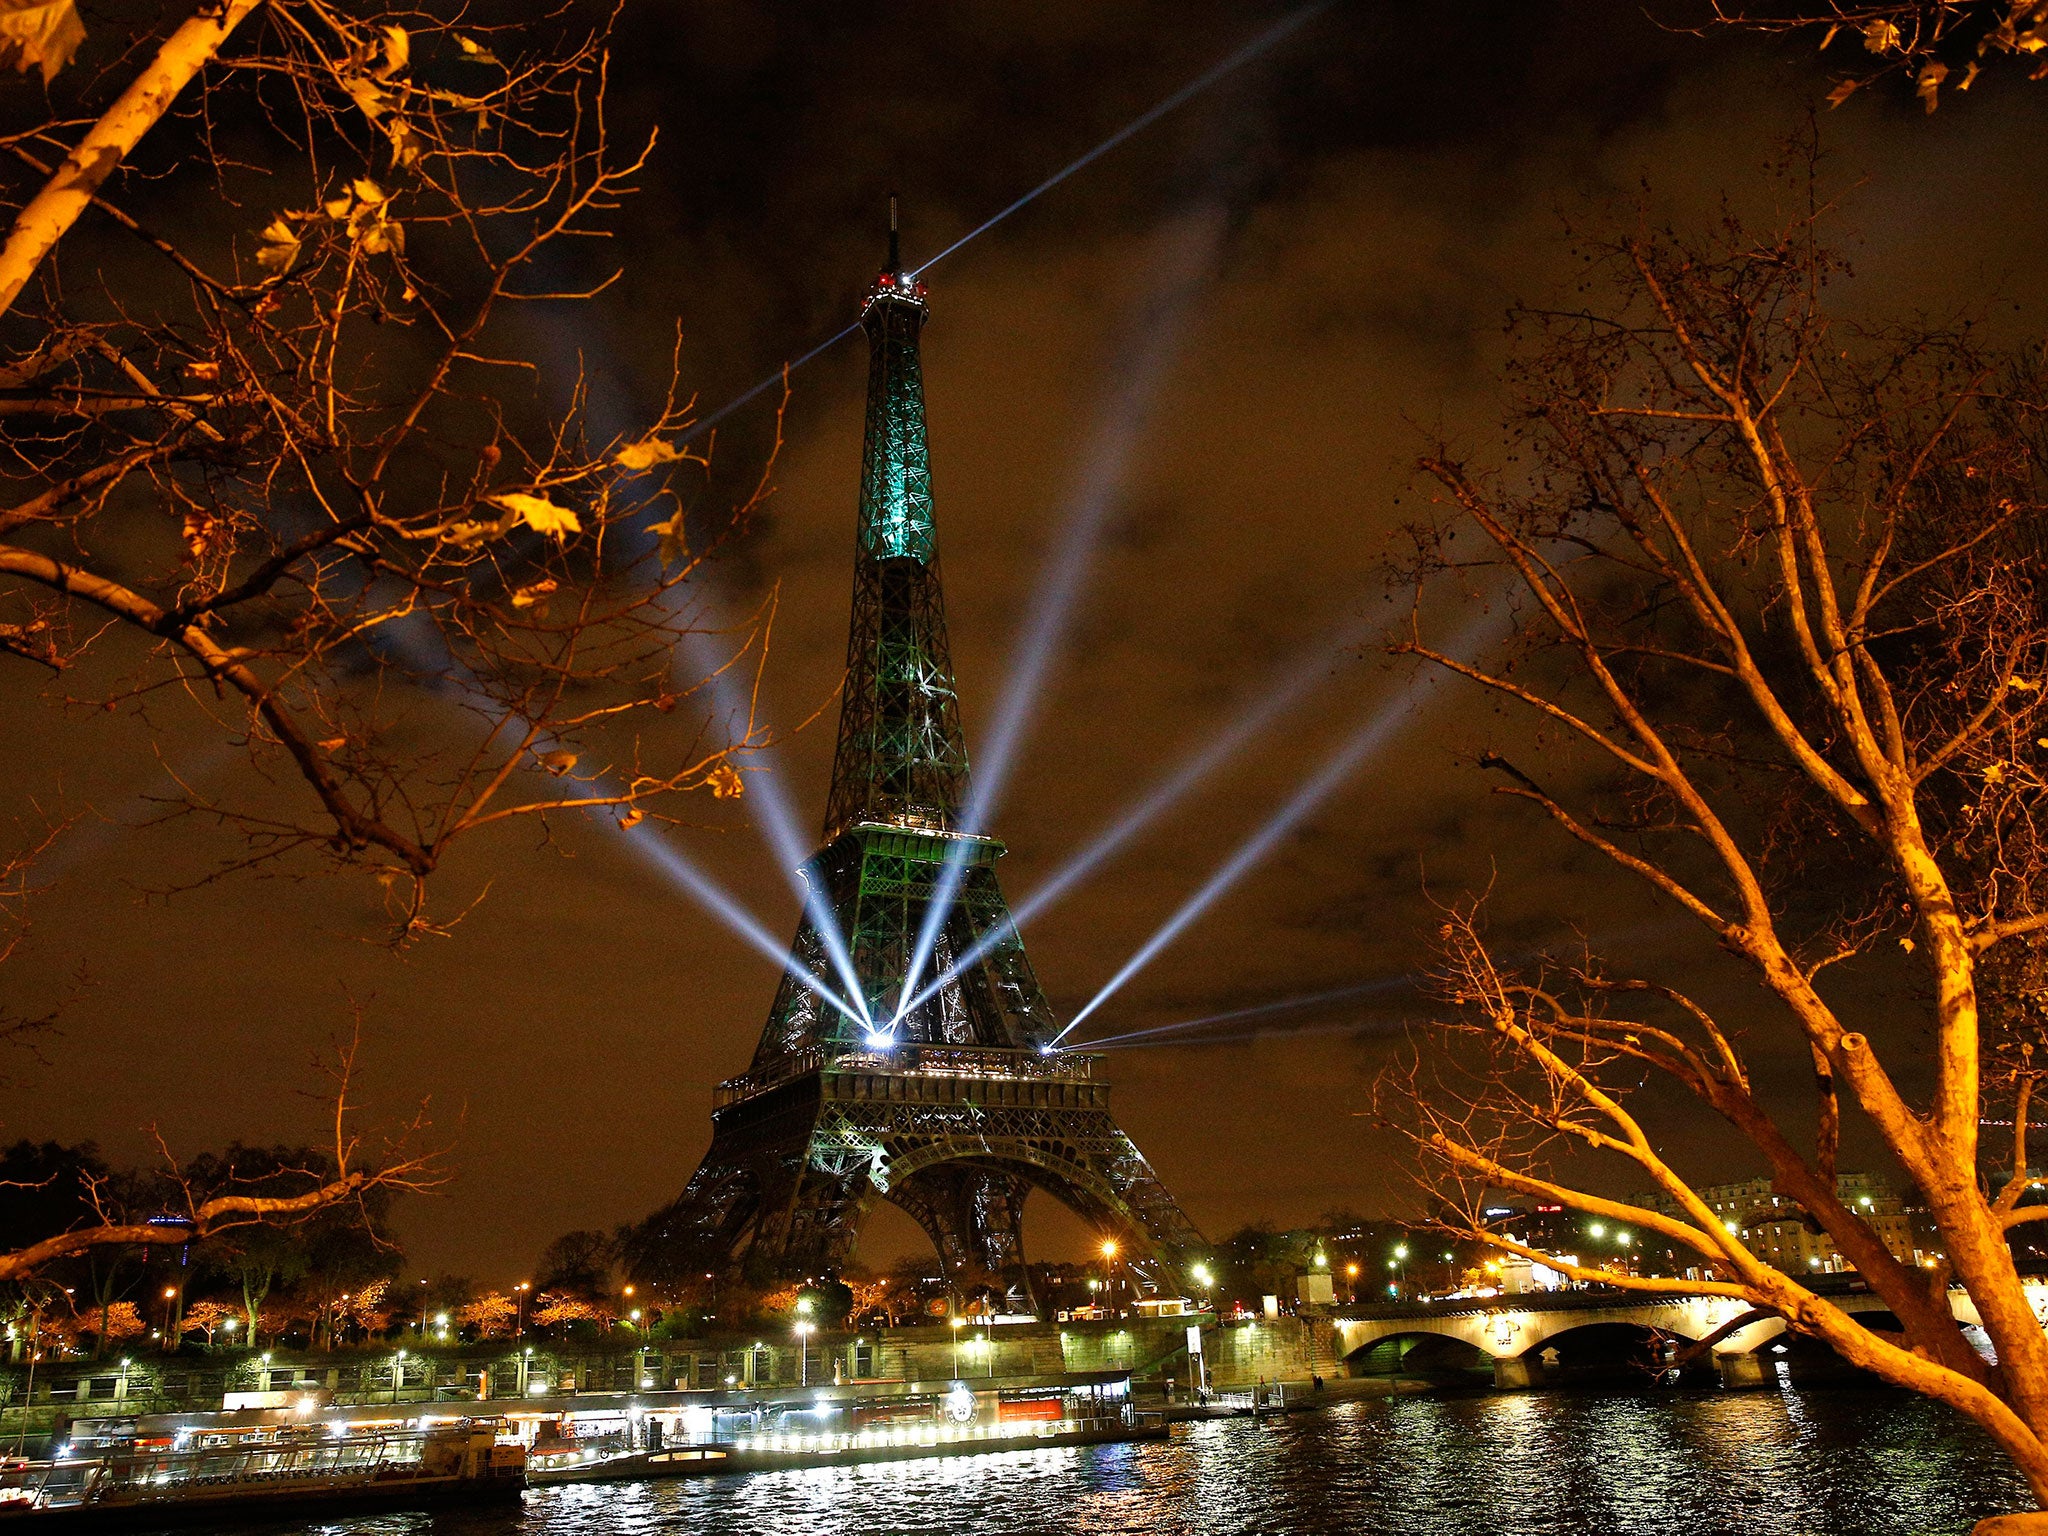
[[488, 492, 581, 539], [0, 0, 84, 83], [255, 218, 302, 275], [645, 510, 689, 570], [614, 437, 686, 471], [376, 24, 409, 78]]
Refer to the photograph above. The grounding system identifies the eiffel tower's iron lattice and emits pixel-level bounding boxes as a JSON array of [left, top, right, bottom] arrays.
[[634, 233, 1204, 1300]]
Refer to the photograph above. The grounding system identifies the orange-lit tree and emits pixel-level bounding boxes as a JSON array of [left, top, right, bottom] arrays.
[[456, 1291, 517, 1339], [1700, 1, 2048, 110], [0, 1022, 439, 1286], [1387, 196, 2048, 1496], [0, 0, 778, 940]]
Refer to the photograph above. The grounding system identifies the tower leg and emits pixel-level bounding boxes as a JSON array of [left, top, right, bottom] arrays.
[[889, 1163, 1037, 1309]]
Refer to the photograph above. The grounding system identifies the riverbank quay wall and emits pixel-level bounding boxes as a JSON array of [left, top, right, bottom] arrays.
[[0, 1315, 1328, 1448]]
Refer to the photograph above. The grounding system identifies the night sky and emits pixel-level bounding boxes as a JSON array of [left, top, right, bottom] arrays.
[[8, 0, 2048, 1280]]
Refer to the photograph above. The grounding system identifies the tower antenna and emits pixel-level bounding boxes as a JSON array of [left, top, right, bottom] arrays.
[[888, 193, 900, 273]]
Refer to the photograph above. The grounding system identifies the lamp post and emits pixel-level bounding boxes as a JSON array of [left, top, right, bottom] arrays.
[[1100, 1239, 1120, 1314], [1345, 1262, 1360, 1303], [949, 1315, 965, 1377], [15, 1304, 42, 1455], [794, 1321, 815, 1386], [392, 1348, 406, 1405], [514, 1282, 531, 1340]]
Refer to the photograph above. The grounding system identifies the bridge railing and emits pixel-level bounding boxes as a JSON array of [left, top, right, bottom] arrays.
[[1329, 1271, 1887, 1324]]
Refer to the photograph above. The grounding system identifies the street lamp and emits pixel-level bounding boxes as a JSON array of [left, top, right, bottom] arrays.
[[392, 1348, 407, 1405], [514, 1282, 531, 1339], [950, 1315, 965, 1376], [793, 1321, 815, 1385]]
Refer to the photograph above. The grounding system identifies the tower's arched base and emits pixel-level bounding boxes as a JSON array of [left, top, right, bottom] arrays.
[[630, 1044, 1203, 1298]]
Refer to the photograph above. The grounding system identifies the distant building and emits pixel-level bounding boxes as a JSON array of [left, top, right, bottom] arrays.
[[1629, 1173, 1926, 1275]]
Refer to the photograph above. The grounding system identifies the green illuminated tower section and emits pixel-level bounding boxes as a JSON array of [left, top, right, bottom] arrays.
[[766, 255, 1041, 1058], [638, 230, 1203, 1300]]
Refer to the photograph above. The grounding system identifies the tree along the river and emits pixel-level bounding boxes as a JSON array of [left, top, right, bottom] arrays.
[[1384, 190, 2048, 1497]]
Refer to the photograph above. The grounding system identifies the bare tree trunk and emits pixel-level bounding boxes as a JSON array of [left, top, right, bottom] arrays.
[[0, 0, 265, 319]]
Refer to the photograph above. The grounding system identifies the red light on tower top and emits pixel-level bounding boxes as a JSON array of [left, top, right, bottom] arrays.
[[865, 194, 927, 315]]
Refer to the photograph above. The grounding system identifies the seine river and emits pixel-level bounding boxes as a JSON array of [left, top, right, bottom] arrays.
[[258, 1388, 2030, 1536]]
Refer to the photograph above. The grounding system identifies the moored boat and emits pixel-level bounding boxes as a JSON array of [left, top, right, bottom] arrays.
[[0, 1417, 524, 1528]]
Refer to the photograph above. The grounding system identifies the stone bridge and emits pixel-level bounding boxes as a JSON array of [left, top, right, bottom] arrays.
[[1326, 1281, 2024, 1390]]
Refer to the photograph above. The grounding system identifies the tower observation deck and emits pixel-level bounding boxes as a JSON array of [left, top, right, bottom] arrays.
[[633, 218, 1204, 1301]]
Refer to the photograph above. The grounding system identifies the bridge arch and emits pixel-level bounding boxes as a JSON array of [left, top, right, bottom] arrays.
[[1344, 1329, 1492, 1380]]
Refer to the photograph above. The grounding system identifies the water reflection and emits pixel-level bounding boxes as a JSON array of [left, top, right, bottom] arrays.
[[264, 1388, 2032, 1536]]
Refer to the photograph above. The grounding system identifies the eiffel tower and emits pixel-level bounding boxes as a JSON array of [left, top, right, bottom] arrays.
[[634, 214, 1204, 1302]]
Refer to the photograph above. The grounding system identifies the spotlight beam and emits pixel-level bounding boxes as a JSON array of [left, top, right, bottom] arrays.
[[368, 611, 866, 1029], [678, 624, 870, 1022], [905, 4, 1329, 281], [1054, 707, 1419, 1042], [1053, 603, 1502, 1045], [678, 2, 1329, 449], [606, 802, 867, 1030], [1069, 975, 1416, 1050], [897, 623, 1357, 1019], [893, 199, 1233, 1026], [1090, 1014, 1407, 1053], [1051, 650, 1478, 1046]]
